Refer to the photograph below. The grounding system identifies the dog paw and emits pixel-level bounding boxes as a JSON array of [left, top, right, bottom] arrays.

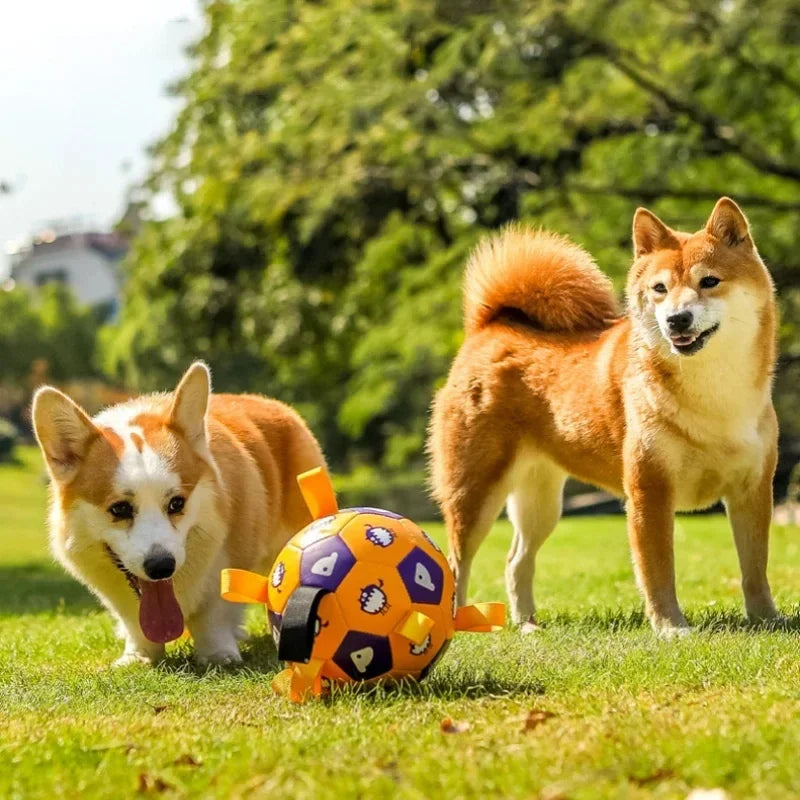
[[746, 605, 781, 622], [518, 617, 543, 635], [195, 647, 243, 666], [654, 623, 693, 640], [113, 652, 156, 668], [748, 610, 785, 628]]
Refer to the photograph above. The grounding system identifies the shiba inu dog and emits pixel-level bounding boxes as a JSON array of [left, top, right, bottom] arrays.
[[430, 198, 779, 635], [33, 362, 324, 665]]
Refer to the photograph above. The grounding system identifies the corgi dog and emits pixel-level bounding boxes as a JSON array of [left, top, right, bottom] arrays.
[[430, 198, 779, 635], [33, 362, 325, 665]]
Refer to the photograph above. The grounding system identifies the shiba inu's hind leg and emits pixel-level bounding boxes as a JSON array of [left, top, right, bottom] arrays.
[[505, 459, 566, 629], [444, 480, 509, 608], [429, 380, 517, 609]]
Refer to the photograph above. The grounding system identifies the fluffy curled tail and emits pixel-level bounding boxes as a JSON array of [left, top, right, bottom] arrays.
[[463, 226, 619, 336]]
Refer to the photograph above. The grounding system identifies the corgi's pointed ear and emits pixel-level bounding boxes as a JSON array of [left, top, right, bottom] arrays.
[[169, 361, 211, 447], [632, 208, 678, 257], [706, 197, 752, 247], [33, 387, 99, 482]]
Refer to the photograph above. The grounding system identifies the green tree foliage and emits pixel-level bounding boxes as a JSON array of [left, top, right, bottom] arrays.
[[0, 286, 102, 383], [108, 0, 800, 470]]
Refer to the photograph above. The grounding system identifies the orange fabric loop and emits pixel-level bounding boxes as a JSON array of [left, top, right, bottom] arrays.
[[220, 568, 269, 604], [297, 467, 339, 520], [272, 659, 326, 703], [454, 602, 506, 632]]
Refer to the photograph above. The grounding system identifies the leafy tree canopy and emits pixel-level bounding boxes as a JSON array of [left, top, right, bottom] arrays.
[[107, 0, 800, 470], [0, 285, 101, 383]]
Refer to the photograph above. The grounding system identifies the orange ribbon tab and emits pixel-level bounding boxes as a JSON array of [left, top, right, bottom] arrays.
[[297, 467, 339, 520], [220, 568, 269, 604], [454, 602, 506, 632], [272, 659, 327, 703]]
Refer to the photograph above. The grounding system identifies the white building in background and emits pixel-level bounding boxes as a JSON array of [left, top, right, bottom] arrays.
[[9, 231, 126, 313]]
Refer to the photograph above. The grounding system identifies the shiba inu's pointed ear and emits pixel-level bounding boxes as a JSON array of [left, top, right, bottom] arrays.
[[632, 208, 677, 257], [170, 362, 211, 447], [32, 387, 99, 482], [705, 197, 752, 247]]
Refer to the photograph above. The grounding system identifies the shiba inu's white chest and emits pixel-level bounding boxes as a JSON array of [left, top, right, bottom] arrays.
[[650, 375, 770, 510], [663, 425, 766, 510]]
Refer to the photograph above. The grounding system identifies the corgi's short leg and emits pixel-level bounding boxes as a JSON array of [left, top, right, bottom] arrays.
[[505, 460, 566, 629], [64, 552, 165, 666], [112, 607, 166, 667], [189, 594, 245, 665]]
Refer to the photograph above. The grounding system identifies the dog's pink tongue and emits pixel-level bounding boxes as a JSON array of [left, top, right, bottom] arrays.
[[139, 579, 184, 643]]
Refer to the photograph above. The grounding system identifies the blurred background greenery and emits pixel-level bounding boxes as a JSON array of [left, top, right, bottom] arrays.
[[3, 0, 800, 512]]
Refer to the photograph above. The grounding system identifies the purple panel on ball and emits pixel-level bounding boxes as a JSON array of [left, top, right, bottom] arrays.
[[333, 631, 393, 681], [344, 506, 404, 520], [397, 547, 444, 604], [300, 536, 356, 591]]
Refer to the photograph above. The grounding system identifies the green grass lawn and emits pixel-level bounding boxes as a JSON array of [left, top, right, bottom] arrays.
[[3, 447, 800, 798]]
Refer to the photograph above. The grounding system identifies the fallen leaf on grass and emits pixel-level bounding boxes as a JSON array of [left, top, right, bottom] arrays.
[[137, 773, 173, 794], [152, 705, 170, 715], [523, 709, 556, 732], [539, 786, 568, 800], [376, 758, 401, 783], [173, 753, 202, 767], [440, 717, 470, 734], [230, 774, 269, 799], [628, 768, 675, 786]]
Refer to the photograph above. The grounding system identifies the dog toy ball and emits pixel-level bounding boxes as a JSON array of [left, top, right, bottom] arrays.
[[221, 467, 504, 702]]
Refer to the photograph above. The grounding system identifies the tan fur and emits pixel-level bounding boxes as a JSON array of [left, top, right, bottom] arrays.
[[430, 199, 779, 634], [33, 363, 325, 665], [464, 226, 620, 335]]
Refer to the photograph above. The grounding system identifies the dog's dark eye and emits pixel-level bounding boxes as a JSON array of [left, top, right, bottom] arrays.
[[699, 275, 720, 289], [109, 501, 134, 520], [167, 496, 186, 515], [652, 282, 667, 294]]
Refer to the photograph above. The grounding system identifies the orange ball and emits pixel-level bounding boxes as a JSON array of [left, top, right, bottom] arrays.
[[266, 507, 456, 685], [221, 467, 503, 701]]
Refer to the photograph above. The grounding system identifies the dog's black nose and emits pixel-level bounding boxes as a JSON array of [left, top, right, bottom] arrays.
[[143, 550, 176, 580], [667, 310, 693, 333]]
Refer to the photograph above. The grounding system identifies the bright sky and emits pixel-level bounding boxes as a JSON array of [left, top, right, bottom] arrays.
[[0, 0, 202, 276]]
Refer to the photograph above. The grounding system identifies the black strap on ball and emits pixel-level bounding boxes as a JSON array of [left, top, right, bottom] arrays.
[[277, 585, 330, 663]]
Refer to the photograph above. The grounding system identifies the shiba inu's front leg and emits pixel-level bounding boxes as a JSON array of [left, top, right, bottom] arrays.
[[726, 467, 778, 621], [625, 457, 688, 635]]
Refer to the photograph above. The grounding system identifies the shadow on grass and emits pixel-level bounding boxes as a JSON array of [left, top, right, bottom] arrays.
[[691, 607, 800, 633], [541, 606, 800, 633], [156, 632, 544, 699], [0, 562, 98, 615], [157, 631, 282, 676]]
